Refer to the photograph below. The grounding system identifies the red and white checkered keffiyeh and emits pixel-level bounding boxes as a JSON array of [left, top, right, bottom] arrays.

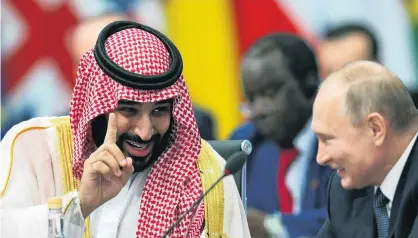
[[69, 27, 204, 237]]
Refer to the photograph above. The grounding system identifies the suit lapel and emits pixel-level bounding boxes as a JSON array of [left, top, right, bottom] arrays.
[[350, 187, 375, 238], [388, 136, 418, 238], [388, 161, 408, 236]]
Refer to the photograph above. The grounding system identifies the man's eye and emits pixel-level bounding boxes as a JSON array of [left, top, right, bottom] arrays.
[[152, 106, 169, 115], [117, 107, 136, 114], [320, 136, 332, 143]]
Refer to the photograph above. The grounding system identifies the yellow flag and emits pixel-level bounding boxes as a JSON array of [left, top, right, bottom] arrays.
[[164, 0, 243, 139]]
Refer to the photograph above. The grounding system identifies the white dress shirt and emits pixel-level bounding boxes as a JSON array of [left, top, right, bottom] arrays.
[[0, 117, 251, 238], [375, 131, 418, 217]]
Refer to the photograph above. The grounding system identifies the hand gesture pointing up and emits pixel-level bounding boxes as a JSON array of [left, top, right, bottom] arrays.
[[78, 113, 134, 218]]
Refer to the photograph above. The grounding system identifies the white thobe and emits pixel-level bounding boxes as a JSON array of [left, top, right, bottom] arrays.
[[0, 117, 250, 238]]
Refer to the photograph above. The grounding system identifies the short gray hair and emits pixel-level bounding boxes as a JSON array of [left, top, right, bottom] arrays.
[[331, 61, 418, 132]]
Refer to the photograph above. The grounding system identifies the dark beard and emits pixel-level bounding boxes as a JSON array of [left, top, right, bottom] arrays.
[[91, 115, 172, 172], [116, 132, 162, 172]]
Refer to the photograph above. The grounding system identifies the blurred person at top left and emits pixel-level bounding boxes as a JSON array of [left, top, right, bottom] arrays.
[[70, 12, 130, 68], [1, 9, 129, 139]]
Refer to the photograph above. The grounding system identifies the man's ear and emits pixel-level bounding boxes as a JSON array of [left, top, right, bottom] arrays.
[[366, 112, 386, 147]]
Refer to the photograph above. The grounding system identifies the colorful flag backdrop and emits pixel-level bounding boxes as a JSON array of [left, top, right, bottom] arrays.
[[406, 0, 418, 74], [0, 0, 166, 137], [164, 0, 418, 139], [2, 0, 417, 139]]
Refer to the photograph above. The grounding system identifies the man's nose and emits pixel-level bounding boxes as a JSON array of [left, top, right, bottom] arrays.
[[250, 97, 272, 118], [316, 145, 331, 166], [133, 117, 154, 141]]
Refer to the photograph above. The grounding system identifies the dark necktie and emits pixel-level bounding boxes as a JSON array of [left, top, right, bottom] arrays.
[[374, 188, 389, 238]]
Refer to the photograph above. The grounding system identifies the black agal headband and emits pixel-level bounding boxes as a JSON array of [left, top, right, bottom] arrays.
[[93, 21, 183, 90]]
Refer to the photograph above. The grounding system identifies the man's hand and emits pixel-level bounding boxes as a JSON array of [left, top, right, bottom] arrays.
[[247, 208, 268, 238], [78, 113, 134, 218]]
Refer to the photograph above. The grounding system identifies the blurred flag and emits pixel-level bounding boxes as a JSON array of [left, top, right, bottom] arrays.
[[405, 0, 418, 80], [2, 0, 416, 139], [279, 0, 417, 89], [163, 0, 418, 139], [2, 0, 81, 137], [231, 0, 318, 123], [164, 0, 242, 140], [2, 0, 131, 137]]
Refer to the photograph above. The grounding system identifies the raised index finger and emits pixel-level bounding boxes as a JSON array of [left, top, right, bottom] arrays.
[[104, 113, 118, 144]]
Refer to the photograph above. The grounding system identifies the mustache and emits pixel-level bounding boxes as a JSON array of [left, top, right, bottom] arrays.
[[118, 132, 160, 144]]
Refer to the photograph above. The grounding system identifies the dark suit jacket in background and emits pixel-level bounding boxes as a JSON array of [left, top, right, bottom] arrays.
[[231, 122, 333, 237], [193, 106, 215, 140], [317, 138, 418, 238]]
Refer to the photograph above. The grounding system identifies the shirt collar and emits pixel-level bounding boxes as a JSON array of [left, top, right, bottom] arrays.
[[294, 118, 315, 153], [375, 131, 418, 201]]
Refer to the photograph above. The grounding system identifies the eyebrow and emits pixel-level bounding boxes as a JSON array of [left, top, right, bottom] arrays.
[[155, 99, 173, 105], [118, 99, 173, 106], [315, 132, 335, 139]]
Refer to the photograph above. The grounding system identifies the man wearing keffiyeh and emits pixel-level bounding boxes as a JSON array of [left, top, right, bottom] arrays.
[[0, 21, 250, 238]]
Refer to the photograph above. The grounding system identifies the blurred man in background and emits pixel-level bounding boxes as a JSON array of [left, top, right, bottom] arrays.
[[0, 12, 129, 139], [230, 33, 333, 237], [318, 23, 380, 78], [69, 12, 129, 66]]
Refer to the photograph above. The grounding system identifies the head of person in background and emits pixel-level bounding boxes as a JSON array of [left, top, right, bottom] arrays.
[[241, 33, 320, 148], [318, 23, 380, 78], [69, 12, 130, 68]]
